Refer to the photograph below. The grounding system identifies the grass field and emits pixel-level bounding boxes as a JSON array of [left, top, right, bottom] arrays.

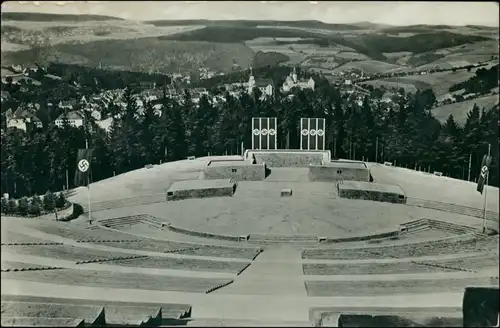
[[332, 60, 405, 75], [362, 69, 476, 96], [430, 94, 499, 124]]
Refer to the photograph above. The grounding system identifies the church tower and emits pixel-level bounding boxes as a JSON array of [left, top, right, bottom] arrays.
[[292, 66, 298, 84]]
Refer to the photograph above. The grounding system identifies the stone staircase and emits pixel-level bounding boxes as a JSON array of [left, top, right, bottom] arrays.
[[425, 219, 484, 236], [406, 198, 499, 222], [400, 218, 484, 236], [399, 219, 431, 234]]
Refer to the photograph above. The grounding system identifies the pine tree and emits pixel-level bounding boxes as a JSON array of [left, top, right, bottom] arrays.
[[43, 190, 56, 211], [55, 192, 66, 208], [18, 197, 29, 216]]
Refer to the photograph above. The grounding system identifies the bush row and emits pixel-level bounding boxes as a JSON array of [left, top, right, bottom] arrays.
[[0, 191, 69, 217]]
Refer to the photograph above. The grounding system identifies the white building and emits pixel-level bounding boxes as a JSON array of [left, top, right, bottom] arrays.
[[224, 68, 274, 98], [55, 111, 84, 128], [6, 107, 43, 132], [281, 67, 315, 93]]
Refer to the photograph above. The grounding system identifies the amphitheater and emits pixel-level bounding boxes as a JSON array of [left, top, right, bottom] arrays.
[[1, 149, 499, 327]]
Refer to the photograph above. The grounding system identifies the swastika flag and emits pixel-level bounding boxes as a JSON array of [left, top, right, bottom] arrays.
[[74, 148, 93, 187], [300, 118, 326, 151], [252, 117, 277, 150]]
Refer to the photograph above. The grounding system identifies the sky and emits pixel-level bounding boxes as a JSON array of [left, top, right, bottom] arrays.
[[2, 1, 499, 27]]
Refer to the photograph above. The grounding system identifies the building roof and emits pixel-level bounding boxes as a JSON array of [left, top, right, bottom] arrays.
[[56, 111, 84, 121], [255, 79, 274, 87], [11, 108, 41, 121]]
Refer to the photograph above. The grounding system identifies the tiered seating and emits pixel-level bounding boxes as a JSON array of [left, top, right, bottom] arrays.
[[400, 218, 484, 236], [302, 235, 499, 260], [425, 219, 484, 236], [1, 268, 233, 293], [1, 231, 62, 245], [103, 256, 250, 274], [98, 215, 150, 229], [1, 261, 62, 272], [303, 261, 456, 276], [3, 244, 134, 262], [399, 219, 431, 234], [305, 276, 497, 297], [174, 245, 262, 260], [0, 295, 192, 327], [32, 221, 142, 242]]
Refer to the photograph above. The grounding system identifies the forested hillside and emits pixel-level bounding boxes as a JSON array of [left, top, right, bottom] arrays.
[[1, 79, 498, 199]]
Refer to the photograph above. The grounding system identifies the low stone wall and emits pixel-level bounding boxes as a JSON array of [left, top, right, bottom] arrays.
[[319, 230, 399, 244], [167, 186, 235, 201], [244, 149, 330, 167], [203, 160, 266, 181], [309, 163, 370, 182], [339, 188, 406, 204]]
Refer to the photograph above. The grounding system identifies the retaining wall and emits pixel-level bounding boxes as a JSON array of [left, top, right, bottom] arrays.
[[309, 162, 370, 182], [203, 160, 266, 181], [167, 186, 235, 201], [338, 182, 407, 204], [244, 149, 330, 167], [338, 188, 406, 204]]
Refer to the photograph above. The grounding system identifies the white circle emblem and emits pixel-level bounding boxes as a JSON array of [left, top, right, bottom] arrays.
[[310, 129, 317, 136], [268, 129, 276, 136], [317, 129, 324, 136], [253, 129, 261, 136], [261, 129, 268, 136], [481, 165, 489, 178], [301, 129, 309, 136], [78, 159, 90, 173]]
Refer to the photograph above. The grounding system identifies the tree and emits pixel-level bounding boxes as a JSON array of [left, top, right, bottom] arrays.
[[30, 195, 43, 216], [55, 192, 67, 208], [0, 197, 7, 213], [17, 197, 30, 216], [7, 199, 17, 214], [43, 190, 56, 211]]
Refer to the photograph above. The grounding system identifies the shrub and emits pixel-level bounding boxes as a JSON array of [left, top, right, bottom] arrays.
[[43, 191, 56, 211], [7, 199, 17, 214], [0, 197, 7, 213], [17, 197, 29, 215], [59, 203, 83, 222], [28, 201, 42, 216], [55, 192, 66, 208]]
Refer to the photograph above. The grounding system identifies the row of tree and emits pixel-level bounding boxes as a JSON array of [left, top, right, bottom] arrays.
[[0, 191, 67, 216], [1, 80, 498, 199]]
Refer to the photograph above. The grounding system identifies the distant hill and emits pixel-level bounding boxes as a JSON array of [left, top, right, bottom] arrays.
[[1, 37, 255, 74], [431, 95, 499, 124], [145, 19, 366, 30], [1, 12, 124, 22]]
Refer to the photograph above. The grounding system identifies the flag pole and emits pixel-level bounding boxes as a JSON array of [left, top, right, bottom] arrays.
[[86, 139, 92, 225], [481, 143, 491, 234]]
